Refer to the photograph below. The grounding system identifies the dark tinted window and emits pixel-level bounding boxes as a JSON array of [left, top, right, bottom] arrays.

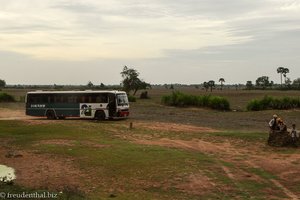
[[27, 94, 47, 103]]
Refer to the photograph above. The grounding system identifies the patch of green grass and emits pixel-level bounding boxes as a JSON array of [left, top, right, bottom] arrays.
[[248, 168, 277, 180], [0, 120, 219, 199], [0, 120, 293, 199]]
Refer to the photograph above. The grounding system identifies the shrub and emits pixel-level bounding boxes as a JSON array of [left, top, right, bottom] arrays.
[[161, 91, 230, 111], [0, 92, 15, 102], [246, 99, 263, 111], [247, 95, 300, 111], [140, 91, 150, 99], [128, 95, 136, 102]]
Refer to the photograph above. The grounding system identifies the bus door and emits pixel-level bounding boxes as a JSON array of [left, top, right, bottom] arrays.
[[108, 94, 117, 117]]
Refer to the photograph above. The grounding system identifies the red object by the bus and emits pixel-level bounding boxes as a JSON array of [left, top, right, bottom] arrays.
[[119, 111, 129, 117]]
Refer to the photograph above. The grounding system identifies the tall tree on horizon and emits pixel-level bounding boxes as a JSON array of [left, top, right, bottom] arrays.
[[0, 79, 6, 88], [219, 78, 225, 90], [121, 66, 151, 95], [277, 67, 289, 86], [208, 80, 215, 92]]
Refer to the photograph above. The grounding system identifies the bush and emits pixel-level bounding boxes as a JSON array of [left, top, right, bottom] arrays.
[[247, 96, 300, 111], [140, 91, 150, 99], [0, 93, 15, 102], [161, 91, 230, 111], [128, 95, 136, 102]]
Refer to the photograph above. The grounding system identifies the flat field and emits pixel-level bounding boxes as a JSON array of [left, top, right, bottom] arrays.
[[1, 88, 300, 199]]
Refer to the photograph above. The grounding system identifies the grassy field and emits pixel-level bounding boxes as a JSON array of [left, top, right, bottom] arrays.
[[0, 88, 300, 199]]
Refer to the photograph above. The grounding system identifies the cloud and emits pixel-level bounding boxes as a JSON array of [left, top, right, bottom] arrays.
[[0, 0, 300, 84]]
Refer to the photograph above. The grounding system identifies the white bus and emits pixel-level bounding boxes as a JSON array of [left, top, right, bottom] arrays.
[[25, 90, 129, 120]]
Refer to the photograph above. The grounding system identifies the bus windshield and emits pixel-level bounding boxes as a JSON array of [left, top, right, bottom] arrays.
[[117, 94, 129, 106]]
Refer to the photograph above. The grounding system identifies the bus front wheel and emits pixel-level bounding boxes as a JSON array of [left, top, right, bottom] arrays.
[[46, 110, 56, 120], [95, 110, 105, 121]]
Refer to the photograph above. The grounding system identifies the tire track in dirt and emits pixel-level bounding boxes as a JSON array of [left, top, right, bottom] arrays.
[[131, 136, 300, 199], [245, 160, 299, 200]]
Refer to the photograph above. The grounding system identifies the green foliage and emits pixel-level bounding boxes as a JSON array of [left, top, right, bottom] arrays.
[[140, 91, 150, 99], [255, 76, 273, 89], [246, 81, 253, 90], [0, 92, 15, 102], [247, 95, 300, 111], [121, 66, 151, 95], [161, 91, 230, 110], [128, 95, 136, 102], [0, 79, 5, 88], [87, 81, 94, 88]]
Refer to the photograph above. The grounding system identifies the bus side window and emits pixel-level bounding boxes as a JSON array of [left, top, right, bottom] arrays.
[[91, 94, 97, 103], [79, 95, 86, 103], [73, 95, 79, 103], [54, 94, 62, 103], [48, 94, 54, 103], [41, 95, 48, 103], [35, 94, 42, 103], [96, 94, 108, 103], [68, 95, 74, 103], [62, 95, 67, 103], [85, 94, 91, 103], [27, 94, 34, 103]]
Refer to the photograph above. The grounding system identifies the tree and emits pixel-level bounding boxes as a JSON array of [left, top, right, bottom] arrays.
[[256, 76, 272, 89], [219, 78, 225, 90], [203, 82, 209, 92], [277, 67, 289, 86], [285, 78, 292, 89], [208, 80, 215, 92], [293, 78, 300, 89], [121, 66, 150, 95], [0, 79, 6, 88], [87, 81, 94, 88], [100, 83, 105, 89], [246, 81, 253, 90]]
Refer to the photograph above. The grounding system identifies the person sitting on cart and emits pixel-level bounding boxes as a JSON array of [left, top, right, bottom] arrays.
[[269, 114, 279, 130]]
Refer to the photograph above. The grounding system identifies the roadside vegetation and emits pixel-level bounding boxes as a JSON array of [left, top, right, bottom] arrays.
[[247, 96, 300, 111], [161, 91, 230, 111], [0, 92, 15, 102]]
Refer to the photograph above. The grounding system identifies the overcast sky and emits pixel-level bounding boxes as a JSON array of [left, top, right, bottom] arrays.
[[1, 0, 300, 85]]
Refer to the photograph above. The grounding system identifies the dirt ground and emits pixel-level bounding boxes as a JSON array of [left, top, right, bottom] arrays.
[[0, 108, 29, 120], [0, 145, 86, 193], [1, 107, 300, 199], [121, 123, 300, 200]]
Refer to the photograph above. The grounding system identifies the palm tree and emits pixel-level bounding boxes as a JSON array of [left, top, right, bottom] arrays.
[[282, 68, 289, 84], [219, 78, 225, 90], [277, 67, 284, 86], [277, 67, 289, 86]]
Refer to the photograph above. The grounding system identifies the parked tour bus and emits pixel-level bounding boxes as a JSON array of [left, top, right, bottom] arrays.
[[25, 90, 129, 120]]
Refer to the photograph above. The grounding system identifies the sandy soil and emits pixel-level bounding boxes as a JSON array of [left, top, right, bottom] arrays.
[[0, 147, 87, 193]]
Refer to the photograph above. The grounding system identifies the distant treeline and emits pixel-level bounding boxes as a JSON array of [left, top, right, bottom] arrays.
[[4, 84, 122, 90]]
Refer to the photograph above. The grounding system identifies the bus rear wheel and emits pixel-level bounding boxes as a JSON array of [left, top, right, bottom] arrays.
[[46, 110, 56, 120], [95, 110, 105, 121]]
